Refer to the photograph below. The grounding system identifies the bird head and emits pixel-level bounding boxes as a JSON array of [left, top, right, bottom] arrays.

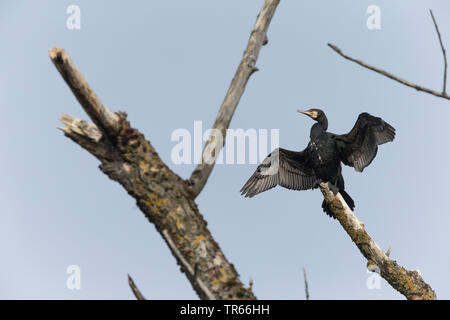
[[297, 108, 328, 130]]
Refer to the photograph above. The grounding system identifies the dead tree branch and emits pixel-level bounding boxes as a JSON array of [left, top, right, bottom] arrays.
[[128, 275, 146, 300], [328, 10, 449, 101], [302, 267, 309, 300], [188, 0, 280, 198], [430, 10, 447, 95], [320, 183, 436, 300], [51, 48, 254, 300], [51, 0, 280, 300], [51, 0, 434, 300], [328, 43, 450, 101]]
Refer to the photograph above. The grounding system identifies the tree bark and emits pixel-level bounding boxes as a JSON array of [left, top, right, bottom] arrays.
[[320, 183, 436, 300]]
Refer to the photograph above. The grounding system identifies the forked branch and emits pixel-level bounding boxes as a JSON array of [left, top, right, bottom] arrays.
[[328, 10, 449, 101], [52, 48, 255, 300], [51, 0, 436, 300], [51, 0, 281, 300], [328, 44, 449, 101]]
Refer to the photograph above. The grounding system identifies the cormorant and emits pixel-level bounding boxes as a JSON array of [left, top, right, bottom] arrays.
[[240, 109, 395, 218]]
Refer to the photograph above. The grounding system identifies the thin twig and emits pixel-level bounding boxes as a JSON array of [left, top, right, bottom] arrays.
[[302, 267, 310, 300], [430, 9, 447, 94], [328, 43, 450, 101], [128, 274, 146, 300], [188, 0, 281, 198], [320, 183, 436, 300]]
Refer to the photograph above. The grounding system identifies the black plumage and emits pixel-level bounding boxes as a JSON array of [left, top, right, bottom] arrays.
[[240, 109, 395, 218]]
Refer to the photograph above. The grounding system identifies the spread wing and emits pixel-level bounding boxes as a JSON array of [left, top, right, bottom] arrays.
[[240, 147, 318, 198], [334, 112, 395, 172]]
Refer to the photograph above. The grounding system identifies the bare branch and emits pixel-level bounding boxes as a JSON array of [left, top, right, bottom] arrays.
[[128, 274, 146, 300], [430, 9, 447, 94], [49, 48, 121, 138], [328, 43, 450, 101], [320, 183, 436, 300], [302, 267, 310, 300], [188, 0, 281, 198]]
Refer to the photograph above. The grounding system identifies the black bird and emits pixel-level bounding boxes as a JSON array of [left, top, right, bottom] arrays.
[[240, 109, 395, 218]]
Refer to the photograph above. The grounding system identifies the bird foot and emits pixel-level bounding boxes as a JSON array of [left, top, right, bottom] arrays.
[[327, 182, 339, 195]]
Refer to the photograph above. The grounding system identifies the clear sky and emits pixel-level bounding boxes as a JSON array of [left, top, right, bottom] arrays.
[[0, 0, 449, 299]]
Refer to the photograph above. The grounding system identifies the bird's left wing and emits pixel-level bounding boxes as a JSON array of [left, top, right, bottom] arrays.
[[240, 147, 318, 198], [334, 112, 395, 172]]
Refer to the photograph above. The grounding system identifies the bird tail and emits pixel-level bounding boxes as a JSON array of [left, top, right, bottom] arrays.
[[340, 190, 355, 211], [321, 189, 355, 219]]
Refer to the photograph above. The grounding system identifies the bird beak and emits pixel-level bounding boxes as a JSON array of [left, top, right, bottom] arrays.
[[297, 109, 315, 118]]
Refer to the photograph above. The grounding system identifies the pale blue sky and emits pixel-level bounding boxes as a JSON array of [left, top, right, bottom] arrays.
[[0, 0, 449, 299]]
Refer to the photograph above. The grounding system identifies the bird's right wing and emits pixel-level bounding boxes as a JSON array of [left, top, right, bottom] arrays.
[[240, 148, 318, 198], [334, 112, 395, 172]]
